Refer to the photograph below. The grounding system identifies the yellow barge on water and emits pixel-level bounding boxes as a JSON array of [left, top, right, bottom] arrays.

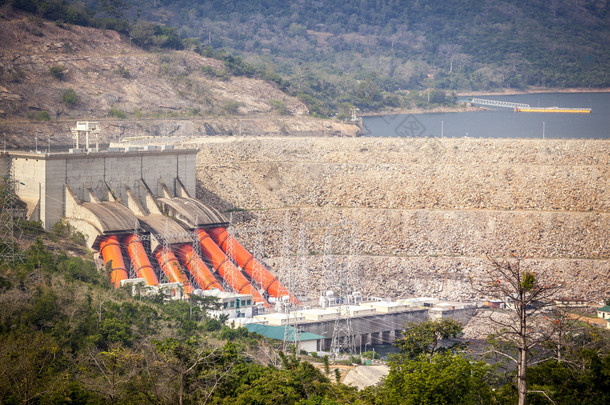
[[514, 107, 591, 113]]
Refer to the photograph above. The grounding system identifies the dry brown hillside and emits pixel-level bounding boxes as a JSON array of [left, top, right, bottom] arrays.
[[0, 10, 358, 148]]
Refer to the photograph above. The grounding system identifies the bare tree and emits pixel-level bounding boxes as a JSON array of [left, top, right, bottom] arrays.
[[438, 44, 462, 73], [471, 256, 561, 405]]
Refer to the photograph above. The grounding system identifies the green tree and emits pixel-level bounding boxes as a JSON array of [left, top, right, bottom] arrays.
[[384, 353, 494, 405], [395, 318, 464, 360]]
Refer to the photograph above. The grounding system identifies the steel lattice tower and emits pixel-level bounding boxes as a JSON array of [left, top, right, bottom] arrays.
[[0, 155, 24, 266]]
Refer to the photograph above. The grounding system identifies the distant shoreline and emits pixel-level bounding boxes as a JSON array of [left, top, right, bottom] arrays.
[[455, 87, 610, 96], [361, 87, 609, 117]]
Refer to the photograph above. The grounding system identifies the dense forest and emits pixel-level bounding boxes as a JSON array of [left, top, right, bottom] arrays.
[[4, 0, 609, 115]]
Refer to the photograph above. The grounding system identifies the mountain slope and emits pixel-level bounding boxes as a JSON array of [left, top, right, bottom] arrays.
[[0, 10, 306, 118], [75, 0, 610, 112]]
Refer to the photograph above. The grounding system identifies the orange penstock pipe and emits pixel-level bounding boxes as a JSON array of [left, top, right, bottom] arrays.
[[176, 244, 223, 291], [123, 234, 158, 286], [154, 247, 193, 294], [99, 235, 128, 288], [208, 227, 298, 303], [196, 229, 268, 306]]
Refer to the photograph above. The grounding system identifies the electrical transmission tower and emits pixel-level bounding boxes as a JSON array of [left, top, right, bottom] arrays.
[[252, 216, 264, 293], [224, 213, 236, 291], [281, 212, 301, 352], [0, 155, 24, 266], [329, 220, 359, 358]]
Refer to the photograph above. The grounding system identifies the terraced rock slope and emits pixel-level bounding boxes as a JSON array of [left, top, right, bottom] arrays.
[[192, 137, 609, 303]]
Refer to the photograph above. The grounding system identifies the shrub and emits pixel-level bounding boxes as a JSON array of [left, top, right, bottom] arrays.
[[270, 99, 290, 115], [26, 110, 51, 121], [362, 350, 380, 359], [49, 64, 66, 80], [115, 65, 130, 78], [224, 101, 241, 115], [61, 88, 78, 107], [108, 107, 126, 119]]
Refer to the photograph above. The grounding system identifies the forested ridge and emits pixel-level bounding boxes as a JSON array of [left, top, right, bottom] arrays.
[[90, 0, 610, 114], [4, 0, 609, 115]]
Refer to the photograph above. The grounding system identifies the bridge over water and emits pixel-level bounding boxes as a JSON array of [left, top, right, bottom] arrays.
[[469, 98, 530, 109]]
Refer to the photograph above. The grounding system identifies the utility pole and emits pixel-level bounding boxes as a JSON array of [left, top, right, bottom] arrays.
[[542, 121, 546, 140]]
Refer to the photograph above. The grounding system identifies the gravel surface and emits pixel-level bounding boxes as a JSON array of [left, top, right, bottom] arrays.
[[192, 137, 609, 302]]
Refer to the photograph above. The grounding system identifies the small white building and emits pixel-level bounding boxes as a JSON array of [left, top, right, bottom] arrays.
[[254, 312, 306, 326], [597, 305, 610, 320], [397, 297, 440, 307], [329, 305, 377, 318], [203, 290, 254, 319], [360, 301, 410, 313], [295, 308, 340, 322]]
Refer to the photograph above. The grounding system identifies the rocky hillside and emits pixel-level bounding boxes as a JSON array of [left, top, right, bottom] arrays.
[[192, 137, 609, 303], [0, 10, 359, 147]]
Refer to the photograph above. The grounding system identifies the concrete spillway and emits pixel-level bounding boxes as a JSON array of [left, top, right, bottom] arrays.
[[4, 144, 293, 304], [196, 229, 269, 306], [208, 227, 297, 303]]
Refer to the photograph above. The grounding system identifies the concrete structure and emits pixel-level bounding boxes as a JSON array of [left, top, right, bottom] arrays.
[[397, 297, 440, 307], [360, 301, 410, 313], [3, 147, 197, 231], [554, 298, 588, 307], [295, 308, 340, 322], [255, 312, 306, 326], [205, 290, 255, 319]]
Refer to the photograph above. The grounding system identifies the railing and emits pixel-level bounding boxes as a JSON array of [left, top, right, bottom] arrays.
[[469, 98, 530, 109]]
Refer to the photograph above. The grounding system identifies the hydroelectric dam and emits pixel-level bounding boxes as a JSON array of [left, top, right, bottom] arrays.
[[1, 122, 477, 353]]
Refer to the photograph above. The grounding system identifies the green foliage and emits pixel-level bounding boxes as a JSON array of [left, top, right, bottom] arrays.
[[224, 100, 241, 114], [396, 318, 464, 360], [61, 88, 78, 106], [527, 353, 610, 405], [521, 271, 536, 291], [26, 110, 51, 121], [1, 233, 608, 404], [362, 350, 380, 360], [130, 22, 184, 50], [49, 64, 66, 80], [115, 64, 130, 78], [201, 65, 229, 80], [108, 106, 126, 118], [270, 99, 290, 115], [384, 353, 495, 405]]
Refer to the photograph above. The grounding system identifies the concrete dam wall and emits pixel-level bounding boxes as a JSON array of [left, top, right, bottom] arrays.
[[192, 137, 609, 302]]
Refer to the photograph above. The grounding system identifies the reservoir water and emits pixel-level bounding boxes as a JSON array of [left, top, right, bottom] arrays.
[[364, 92, 610, 139]]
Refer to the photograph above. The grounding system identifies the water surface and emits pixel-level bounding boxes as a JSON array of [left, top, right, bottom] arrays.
[[364, 92, 610, 139]]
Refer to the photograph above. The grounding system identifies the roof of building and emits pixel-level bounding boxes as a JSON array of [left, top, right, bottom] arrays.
[[158, 196, 228, 228], [245, 324, 325, 342], [597, 305, 610, 312], [82, 201, 139, 233], [137, 214, 192, 245]]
